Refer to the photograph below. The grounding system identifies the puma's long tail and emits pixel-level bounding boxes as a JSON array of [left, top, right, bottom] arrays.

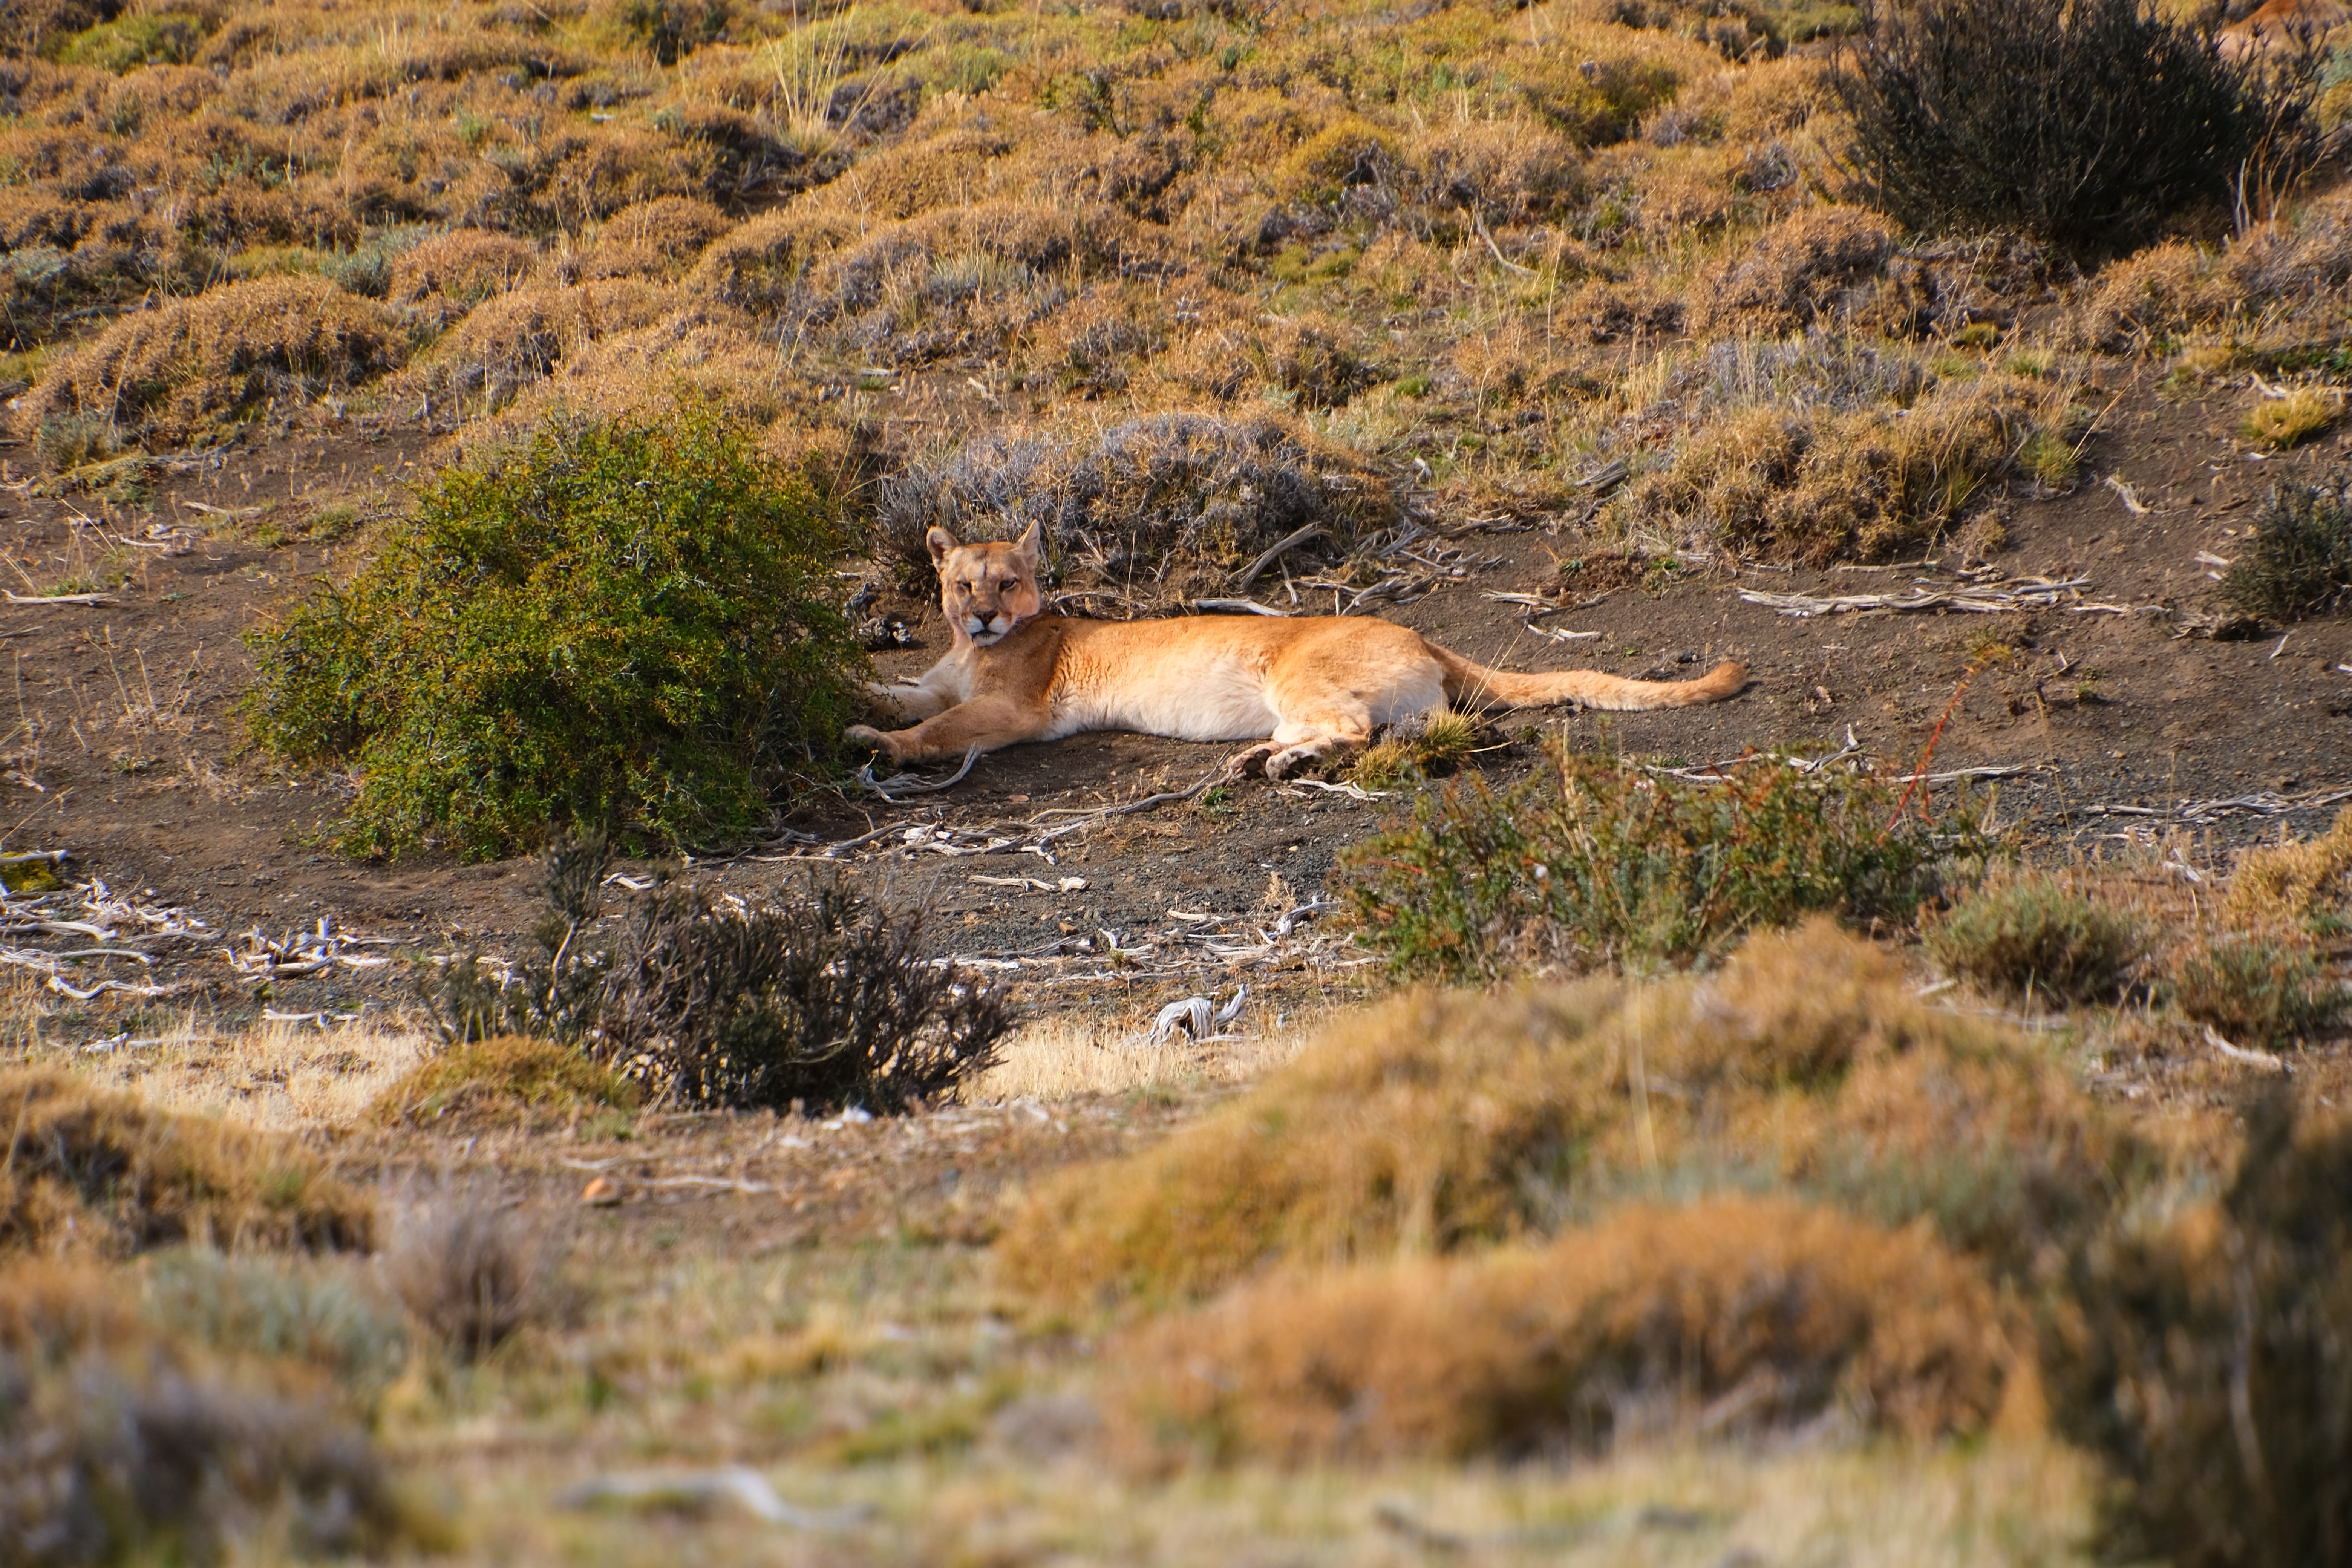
[[1430, 644, 1749, 712]]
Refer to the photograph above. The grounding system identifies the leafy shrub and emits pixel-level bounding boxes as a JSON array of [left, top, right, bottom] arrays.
[[245, 401, 866, 858], [1836, 0, 2313, 257], [426, 835, 1015, 1113], [2052, 1095, 2352, 1568], [2220, 470, 2352, 622], [2169, 933, 2345, 1048], [0, 1070, 372, 1258], [386, 1191, 561, 1360], [1925, 872, 2147, 1004], [1340, 741, 1977, 981], [1116, 1196, 2007, 1466], [368, 1034, 639, 1130], [1001, 921, 2120, 1306]]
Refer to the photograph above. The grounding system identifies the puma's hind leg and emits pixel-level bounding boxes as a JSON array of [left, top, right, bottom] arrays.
[[1250, 651, 1446, 779]]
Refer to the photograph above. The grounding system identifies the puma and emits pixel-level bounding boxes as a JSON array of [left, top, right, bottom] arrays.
[[846, 524, 1749, 778]]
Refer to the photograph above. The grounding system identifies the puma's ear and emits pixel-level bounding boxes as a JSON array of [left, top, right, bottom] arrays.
[[925, 526, 959, 566], [1013, 521, 1043, 565]]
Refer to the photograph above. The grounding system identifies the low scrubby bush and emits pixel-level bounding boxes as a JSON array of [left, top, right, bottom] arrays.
[[2053, 1095, 2352, 1567], [425, 835, 1015, 1113], [386, 1191, 561, 1360], [1116, 1196, 2008, 1466], [0, 1070, 372, 1258], [1926, 872, 2147, 1004], [1340, 741, 1977, 981], [0, 1257, 426, 1563], [2220, 470, 2352, 622], [2169, 933, 2345, 1048], [1837, 0, 2314, 256], [245, 401, 866, 858], [1001, 921, 2120, 1306]]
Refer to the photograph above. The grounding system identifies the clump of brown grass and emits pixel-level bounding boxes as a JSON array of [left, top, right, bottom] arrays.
[[385, 1189, 562, 1360], [685, 207, 862, 313], [0, 1069, 373, 1257], [1113, 1196, 2009, 1467], [397, 278, 669, 411], [368, 1034, 638, 1131], [579, 194, 733, 280], [21, 276, 407, 460], [387, 228, 537, 312], [1635, 373, 2056, 562], [2072, 240, 2234, 352], [998, 982, 1626, 1308], [1000, 920, 2122, 1306], [1704, 207, 1897, 334]]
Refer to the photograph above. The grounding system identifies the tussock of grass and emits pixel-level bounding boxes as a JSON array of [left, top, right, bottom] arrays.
[[2242, 386, 2343, 451], [386, 1190, 563, 1359], [388, 228, 538, 312], [0, 1069, 373, 1258], [1925, 871, 2147, 1004], [1346, 709, 1478, 790], [398, 278, 670, 411], [21, 277, 408, 461], [1115, 1195, 2009, 1466], [1340, 740, 1973, 980], [1000, 920, 2120, 1307], [369, 1034, 638, 1130]]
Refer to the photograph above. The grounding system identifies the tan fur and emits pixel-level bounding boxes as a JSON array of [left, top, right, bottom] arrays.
[[2222, 0, 2351, 57], [846, 525, 1749, 778]]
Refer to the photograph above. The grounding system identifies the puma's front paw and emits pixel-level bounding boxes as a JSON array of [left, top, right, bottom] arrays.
[[844, 723, 902, 761]]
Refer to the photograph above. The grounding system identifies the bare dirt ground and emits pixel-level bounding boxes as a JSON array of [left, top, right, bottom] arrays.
[[2, 366, 2346, 1043]]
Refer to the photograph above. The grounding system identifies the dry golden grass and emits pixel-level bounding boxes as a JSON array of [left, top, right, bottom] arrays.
[[2228, 806, 2352, 928], [965, 1009, 1318, 1104], [0, 1067, 373, 1256], [999, 920, 2121, 1307], [1114, 1195, 2012, 1467], [2243, 385, 2345, 449], [67, 1015, 435, 1130]]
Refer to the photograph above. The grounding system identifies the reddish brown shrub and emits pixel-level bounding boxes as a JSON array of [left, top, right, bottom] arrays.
[[1115, 1196, 2010, 1465]]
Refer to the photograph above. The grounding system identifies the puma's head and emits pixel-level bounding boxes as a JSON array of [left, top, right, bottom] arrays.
[[928, 522, 1044, 648]]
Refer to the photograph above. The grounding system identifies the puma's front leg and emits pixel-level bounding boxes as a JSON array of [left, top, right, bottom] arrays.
[[855, 696, 1047, 766], [864, 678, 954, 724]]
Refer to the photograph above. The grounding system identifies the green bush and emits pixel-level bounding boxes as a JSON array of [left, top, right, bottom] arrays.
[[2053, 1094, 2352, 1568], [1339, 743, 1981, 980], [2220, 470, 2352, 623], [1837, 0, 2313, 257], [246, 401, 866, 859], [2170, 933, 2345, 1048], [1925, 872, 2147, 1004]]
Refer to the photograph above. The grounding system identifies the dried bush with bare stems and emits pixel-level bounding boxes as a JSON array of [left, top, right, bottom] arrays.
[[384, 1188, 562, 1360]]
